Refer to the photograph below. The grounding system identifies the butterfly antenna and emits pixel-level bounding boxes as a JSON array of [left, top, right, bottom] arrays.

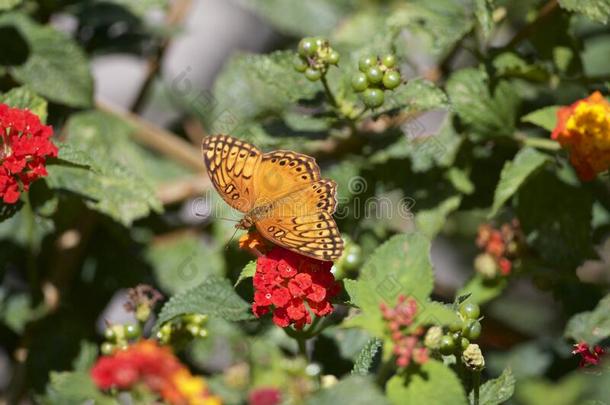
[[225, 227, 240, 250]]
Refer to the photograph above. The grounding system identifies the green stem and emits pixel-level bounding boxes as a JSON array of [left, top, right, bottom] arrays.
[[320, 74, 340, 110], [517, 134, 561, 151], [473, 370, 481, 405], [297, 336, 307, 359], [23, 194, 38, 292], [375, 359, 395, 387]]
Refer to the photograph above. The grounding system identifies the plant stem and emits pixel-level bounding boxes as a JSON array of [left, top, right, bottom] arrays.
[[23, 194, 38, 293], [517, 134, 561, 151], [297, 336, 308, 359], [472, 370, 481, 405], [320, 74, 340, 110]]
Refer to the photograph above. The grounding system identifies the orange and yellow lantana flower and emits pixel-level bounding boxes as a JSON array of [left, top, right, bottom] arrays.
[[551, 91, 610, 181]]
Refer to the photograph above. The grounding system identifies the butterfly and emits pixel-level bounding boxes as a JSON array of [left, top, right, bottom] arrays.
[[202, 135, 344, 261]]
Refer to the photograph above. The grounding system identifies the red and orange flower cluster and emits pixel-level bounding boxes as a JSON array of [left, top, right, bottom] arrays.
[[252, 245, 341, 329], [0, 103, 57, 204], [91, 340, 221, 405], [572, 342, 605, 368], [380, 295, 428, 368], [552, 91, 610, 181], [475, 219, 523, 278]]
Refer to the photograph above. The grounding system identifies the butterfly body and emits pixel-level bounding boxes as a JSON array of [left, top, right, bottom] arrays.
[[202, 135, 344, 261]]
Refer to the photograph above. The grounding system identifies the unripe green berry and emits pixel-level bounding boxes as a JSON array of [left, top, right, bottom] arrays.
[[366, 66, 383, 84], [439, 334, 456, 355], [448, 318, 463, 333], [305, 68, 322, 81], [314, 37, 325, 47], [382, 54, 397, 68], [358, 55, 377, 72], [461, 337, 470, 351], [104, 327, 116, 342], [362, 88, 384, 108], [298, 38, 318, 57], [199, 329, 209, 338], [351, 72, 368, 92], [460, 302, 480, 320], [293, 56, 308, 73], [125, 323, 141, 339], [342, 243, 362, 271], [101, 342, 115, 355], [462, 343, 485, 371], [327, 50, 340, 65], [462, 320, 482, 340], [187, 324, 201, 337], [383, 70, 401, 89]]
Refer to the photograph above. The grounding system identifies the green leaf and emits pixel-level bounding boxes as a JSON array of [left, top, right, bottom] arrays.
[[108, 0, 168, 16], [344, 233, 436, 336], [565, 294, 610, 346], [0, 86, 47, 122], [72, 341, 99, 372], [416, 195, 462, 238], [64, 111, 190, 186], [446, 67, 519, 138], [238, 0, 353, 36], [0, 13, 93, 108], [474, 0, 495, 38], [306, 375, 389, 405], [146, 234, 225, 294], [521, 106, 560, 132], [0, 201, 22, 223], [457, 274, 507, 306], [39, 371, 115, 405], [0, 292, 48, 333], [384, 78, 449, 113], [154, 276, 254, 332], [515, 373, 587, 405], [516, 171, 593, 270], [489, 148, 549, 218], [559, 0, 610, 23], [200, 51, 318, 125], [388, 0, 474, 56], [493, 52, 550, 82], [386, 360, 468, 405], [46, 144, 162, 226], [472, 368, 516, 405], [44, 112, 165, 225], [351, 338, 382, 375], [370, 112, 461, 172], [0, 0, 21, 10], [235, 260, 256, 287]]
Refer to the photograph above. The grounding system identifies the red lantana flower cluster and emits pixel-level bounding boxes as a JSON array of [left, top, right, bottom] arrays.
[[253, 246, 341, 329], [248, 387, 282, 405], [380, 295, 429, 368], [91, 340, 221, 405], [475, 219, 523, 278], [551, 91, 610, 181], [0, 103, 57, 204], [572, 342, 605, 368]]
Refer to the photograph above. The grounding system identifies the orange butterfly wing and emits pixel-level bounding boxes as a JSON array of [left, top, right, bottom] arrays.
[[202, 135, 261, 213]]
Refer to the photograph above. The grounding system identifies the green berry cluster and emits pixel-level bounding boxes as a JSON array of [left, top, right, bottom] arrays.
[[294, 37, 340, 81], [352, 54, 402, 108], [156, 313, 209, 347], [102, 323, 142, 355], [437, 302, 483, 357]]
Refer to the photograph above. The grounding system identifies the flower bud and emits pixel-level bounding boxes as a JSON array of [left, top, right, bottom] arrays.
[[462, 343, 485, 371], [424, 326, 443, 349]]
